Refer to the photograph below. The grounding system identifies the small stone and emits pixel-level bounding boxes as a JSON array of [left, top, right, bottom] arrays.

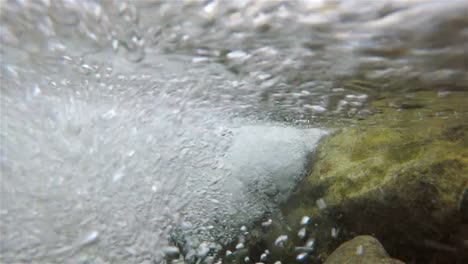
[[324, 236, 404, 264]]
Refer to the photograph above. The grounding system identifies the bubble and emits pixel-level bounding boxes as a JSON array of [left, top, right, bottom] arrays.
[[204, 0, 217, 14], [197, 242, 210, 258], [32, 84, 42, 96], [162, 246, 180, 259], [316, 198, 327, 210], [331, 227, 339, 239], [119, 2, 139, 23], [192, 57, 209, 63], [112, 39, 119, 51], [77, 231, 99, 248], [304, 104, 327, 113], [227, 50, 248, 60], [294, 246, 314, 254], [296, 252, 308, 262], [305, 238, 316, 251], [123, 40, 145, 63], [274, 235, 288, 247], [235, 242, 244, 250], [356, 245, 364, 255], [80, 64, 94, 75], [101, 109, 117, 120], [297, 227, 306, 240], [300, 216, 311, 226], [261, 219, 272, 227], [112, 166, 125, 182]]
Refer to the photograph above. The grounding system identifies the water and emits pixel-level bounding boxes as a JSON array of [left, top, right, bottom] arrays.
[[1, 0, 467, 263]]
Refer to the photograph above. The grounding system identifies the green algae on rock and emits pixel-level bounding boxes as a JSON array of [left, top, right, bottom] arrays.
[[324, 236, 403, 264], [278, 90, 467, 263]]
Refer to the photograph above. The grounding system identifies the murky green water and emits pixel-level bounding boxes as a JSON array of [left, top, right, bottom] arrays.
[[1, 0, 467, 263]]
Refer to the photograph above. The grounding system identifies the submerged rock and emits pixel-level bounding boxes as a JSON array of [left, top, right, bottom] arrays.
[[324, 236, 403, 264], [246, 91, 467, 263]]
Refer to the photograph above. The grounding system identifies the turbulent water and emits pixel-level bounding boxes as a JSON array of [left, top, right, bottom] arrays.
[[1, 0, 467, 263]]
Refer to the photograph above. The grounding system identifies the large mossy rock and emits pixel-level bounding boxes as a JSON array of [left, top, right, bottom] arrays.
[[324, 236, 403, 264], [258, 91, 468, 263]]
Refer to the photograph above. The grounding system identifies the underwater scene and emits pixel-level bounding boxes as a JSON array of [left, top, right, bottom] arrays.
[[1, 0, 467, 263]]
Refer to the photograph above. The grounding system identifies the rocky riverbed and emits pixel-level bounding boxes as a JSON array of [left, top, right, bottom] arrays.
[[235, 90, 467, 263]]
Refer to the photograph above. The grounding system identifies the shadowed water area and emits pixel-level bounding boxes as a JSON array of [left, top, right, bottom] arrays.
[[0, 0, 467, 263]]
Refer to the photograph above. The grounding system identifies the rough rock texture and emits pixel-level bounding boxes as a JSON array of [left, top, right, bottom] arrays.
[[246, 91, 467, 264], [297, 91, 466, 263], [324, 236, 403, 264]]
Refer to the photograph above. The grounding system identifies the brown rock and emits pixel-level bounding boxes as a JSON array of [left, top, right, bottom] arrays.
[[324, 236, 404, 264]]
